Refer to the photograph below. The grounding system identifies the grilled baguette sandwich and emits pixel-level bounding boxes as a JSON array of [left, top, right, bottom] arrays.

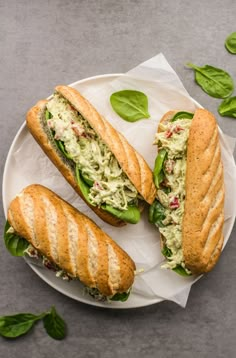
[[26, 86, 156, 227], [149, 109, 225, 275], [5, 184, 136, 301]]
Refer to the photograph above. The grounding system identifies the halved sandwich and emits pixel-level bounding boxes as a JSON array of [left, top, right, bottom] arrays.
[[149, 109, 225, 275], [26, 86, 156, 226], [4, 184, 136, 302]]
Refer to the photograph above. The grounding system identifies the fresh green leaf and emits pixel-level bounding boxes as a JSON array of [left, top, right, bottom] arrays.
[[43, 307, 66, 341], [80, 172, 94, 187], [110, 291, 131, 302], [148, 200, 166, 227], [75, 164, 96, 206], [162, 245, 172, 258], [4, 221, 29, 257], [110, 90, 150, 122], [0, 312, 45, 338], [45, 109, 52, 120], [171, 111, 194, 121], [103, 204, 140, 224], [153, 149, 167, 188], [172, 265, 192, 276], [225, 32, 236, 54], [186, 63, 234, 98], [218, 96, 236, 118], [55, 140, 73, 160]]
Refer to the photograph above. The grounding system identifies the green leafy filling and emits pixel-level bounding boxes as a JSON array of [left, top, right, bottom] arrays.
[[148, 200, 166, 227], [4, 221, 29, 256], [171, 111, 194, 121]]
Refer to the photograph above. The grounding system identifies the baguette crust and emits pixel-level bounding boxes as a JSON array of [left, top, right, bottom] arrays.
[[157, 109, 224, 274], [26, 86, 156, 226], [7, 184, 136, 296]]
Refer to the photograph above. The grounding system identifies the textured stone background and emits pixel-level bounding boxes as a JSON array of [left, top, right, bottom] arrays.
[[1, 0, 236, 357]]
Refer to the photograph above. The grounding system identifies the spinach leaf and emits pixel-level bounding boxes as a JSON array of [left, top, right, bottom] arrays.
[[172, 265, 192, 276], [148, 200, 166, 227], [75, 164, 96, 206], [103, 204, 140, 224], [171, 111, 194, 121], [225, 32, 236, 54], [45, 109, 52, 120], [218, 96, 236, 118], [153, 149, 167, 188], [186, 63, 234, 98], [80, 172, 94, 187], [0, 307, 66, 340], [110, 90, 150, 122], [0, 312, 45, 338], [43, 306, 66, 340], [4, 221, 29, 256], [110, 291, 131, 302], [162, 245, 172, 258], [55, 140, 73, 160]]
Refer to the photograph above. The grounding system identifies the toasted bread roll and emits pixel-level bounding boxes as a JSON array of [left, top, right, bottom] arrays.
[[7, 184, 136, 297], [26, 86, 156, 227], [152, 109, 224, 275]]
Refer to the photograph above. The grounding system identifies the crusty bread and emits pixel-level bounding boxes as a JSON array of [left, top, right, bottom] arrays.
[[182, 109, 224, 273], [157, 109, 225, 274], [26, 86, 156, 226], [7, 184, 136, 296]]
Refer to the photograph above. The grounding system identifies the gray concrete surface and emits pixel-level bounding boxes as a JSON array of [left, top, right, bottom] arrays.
[[1, 0, 236, 357]]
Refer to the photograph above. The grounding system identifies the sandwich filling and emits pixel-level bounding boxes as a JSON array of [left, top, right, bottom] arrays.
[[45, 93, 140, 223], [149, 112, 193, 275]]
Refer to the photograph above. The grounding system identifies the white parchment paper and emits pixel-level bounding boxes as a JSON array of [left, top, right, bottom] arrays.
[[11, 53, 236, 307]]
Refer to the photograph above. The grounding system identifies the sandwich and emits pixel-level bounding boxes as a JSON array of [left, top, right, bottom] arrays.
[[4, 184, 136, 302], [149, 109, 225, 275], [26, 86, 156, 227]]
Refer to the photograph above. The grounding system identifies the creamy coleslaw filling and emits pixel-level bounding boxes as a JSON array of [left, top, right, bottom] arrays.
[[46, 93, 139, 211]]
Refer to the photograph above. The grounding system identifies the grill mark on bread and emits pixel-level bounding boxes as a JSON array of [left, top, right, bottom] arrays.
[[200, 189, 224, 247], [203, 213, 224, 256], [85, 224, 99, 281], [107, 243, 121, 292], [41, 195, 58, 263], [201, 161, 223, 204], [62, 208, 78, 276], [19, 194, 38, 247]]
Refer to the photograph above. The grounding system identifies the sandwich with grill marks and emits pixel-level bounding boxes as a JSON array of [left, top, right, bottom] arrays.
[[149, 109, 225, 275], [26, 86, 156, 227], [4, 184, 136, 302]]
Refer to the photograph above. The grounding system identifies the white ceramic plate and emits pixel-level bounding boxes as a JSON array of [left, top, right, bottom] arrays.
[[2, 74, 236, 309]]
